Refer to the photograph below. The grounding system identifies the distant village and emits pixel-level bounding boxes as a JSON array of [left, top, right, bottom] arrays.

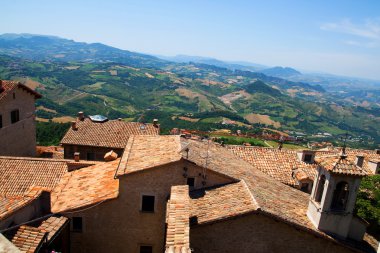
[[0, 79, 379, 253]]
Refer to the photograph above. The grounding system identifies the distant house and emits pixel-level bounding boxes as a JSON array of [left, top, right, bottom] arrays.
[[0, 80, 41, 157], [60, 113, 160, 161]]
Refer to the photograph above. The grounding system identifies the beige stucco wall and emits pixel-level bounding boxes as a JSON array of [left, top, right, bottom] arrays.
[[307, 166, 364, 239], [65, 160, 234, 253], [190, 213, 356, 253], [0, 87, 37, 157]]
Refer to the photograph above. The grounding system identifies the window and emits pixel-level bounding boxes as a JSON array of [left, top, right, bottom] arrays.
[[141, 195, 155, 212], [12, 92, 15, 99], [331, 181, 349, 211], [187, 177, 195, 188], [140, 245, 152, 253], [0, 114, 2, 128], [72, 217, 83, 232], [314, 175, 326, 203], [86, 152, 95, 161], [301, 183, 309, 193], [304, 154, 313, 163], [10, 109, 19, 124]]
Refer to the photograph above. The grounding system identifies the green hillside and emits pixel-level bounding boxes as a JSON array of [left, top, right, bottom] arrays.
[[0, 34, 379, 148]]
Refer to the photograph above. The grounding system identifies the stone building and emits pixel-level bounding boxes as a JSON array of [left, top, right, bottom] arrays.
[[0, 136, 378, 253], [0, 80, 41, 157], [0, 156, 97, 252], [60, 113, 160, 161]]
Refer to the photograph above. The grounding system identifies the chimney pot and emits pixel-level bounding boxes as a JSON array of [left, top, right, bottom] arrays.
[[74, 152, 80, 162], [118, 118, 122, 121], [78, 111, 85, 121], [71, 121, 77, 130]]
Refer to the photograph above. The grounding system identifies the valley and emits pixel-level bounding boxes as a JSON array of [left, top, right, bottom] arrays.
[[0, 34, 379, 148]]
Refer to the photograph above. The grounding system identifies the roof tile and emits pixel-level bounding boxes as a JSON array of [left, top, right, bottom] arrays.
[[61, 118, 159, 148]]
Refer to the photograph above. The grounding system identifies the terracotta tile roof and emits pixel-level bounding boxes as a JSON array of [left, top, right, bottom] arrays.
[[0, 157, 70, 197], [8, 225, 47, 253], [38, 216, 69, 242], [189, 180, 259, 225], [226, 145, 317, 186], [0, 187, 44, 220], [181, 139, 317, 232], [116, 135, 182, 176], [316, 148, 380, 174], [165, 185, 191, 253], [61, 118, 159, 148], [0, 80, 41, 102], [51, 159, 119, 213], [315, 154, 368, 176]]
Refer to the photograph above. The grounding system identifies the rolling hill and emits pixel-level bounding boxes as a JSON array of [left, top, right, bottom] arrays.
[[0, 34, 378, 148]]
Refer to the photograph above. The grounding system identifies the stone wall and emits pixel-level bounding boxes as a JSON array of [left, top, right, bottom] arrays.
[[63, 144, 123, 161], [65, 160, 234, 253], [190, 213, 357, 253], [0, 87, 37, 157]]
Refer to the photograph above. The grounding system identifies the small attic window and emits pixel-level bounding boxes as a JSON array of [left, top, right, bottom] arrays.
[[72, 217, 83, 232], [304, 154, 313, 163], [13, 92, 16, 99], [187, 177, 195, 188], [141, 195, 155, 212]]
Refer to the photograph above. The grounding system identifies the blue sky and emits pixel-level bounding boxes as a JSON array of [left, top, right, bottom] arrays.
[[1, 0, 380, 79]]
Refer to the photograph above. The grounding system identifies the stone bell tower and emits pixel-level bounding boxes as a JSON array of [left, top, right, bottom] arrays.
[[307, 149, 368, 240]]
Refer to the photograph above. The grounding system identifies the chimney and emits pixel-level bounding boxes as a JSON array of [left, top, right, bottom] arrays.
[[355, 155, 365, 168], [153, 118, 159, 127], [118, 118, 122, 121], [74, 152, 80, 162], [71, 121, 77, 130], [78, 111, 85, 121]]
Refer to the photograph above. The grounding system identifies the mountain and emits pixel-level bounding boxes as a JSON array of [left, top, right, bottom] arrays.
[[156, 54, 267, 71], [0, 33, 168, 68], [260, 66, 302, 78], [0, 34, 378, 147]]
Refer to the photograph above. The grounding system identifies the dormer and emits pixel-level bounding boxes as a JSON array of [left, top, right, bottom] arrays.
[[368, 159, 380, 174], [354, 155, 364, 168], [297, 150, 315, 164], [307, 153, 367, 240]]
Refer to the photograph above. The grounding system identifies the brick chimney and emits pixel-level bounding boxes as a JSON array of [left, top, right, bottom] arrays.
[[71, 121, 77, 130], [74, 152, 80, 162], [78, 111, 85, 121], [153, 118, 159, 127], [355, 155, 365, 168]]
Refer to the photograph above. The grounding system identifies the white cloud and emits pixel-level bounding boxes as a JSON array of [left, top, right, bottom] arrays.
[[320, 18, 380, 46]]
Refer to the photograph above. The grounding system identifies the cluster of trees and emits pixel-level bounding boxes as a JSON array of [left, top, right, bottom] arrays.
[[356, 175, 380, 238], [36, 122, 70, 146]]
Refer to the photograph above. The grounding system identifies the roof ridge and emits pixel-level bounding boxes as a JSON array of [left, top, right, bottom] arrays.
[[0, 156, 99, 164], [240, 179, 261, 211]]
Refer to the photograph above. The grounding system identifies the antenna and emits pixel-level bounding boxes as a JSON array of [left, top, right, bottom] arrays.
[[199, 137, 210, 186]]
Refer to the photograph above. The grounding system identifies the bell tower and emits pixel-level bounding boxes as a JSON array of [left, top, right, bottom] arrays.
[[307, 149, 367, 240]]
